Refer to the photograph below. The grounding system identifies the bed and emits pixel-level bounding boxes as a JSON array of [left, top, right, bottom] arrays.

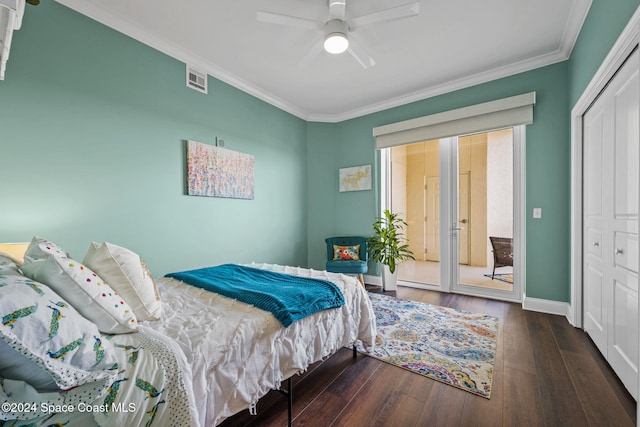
[[148, 262, 376, 426], [0, 238, 377, 427]]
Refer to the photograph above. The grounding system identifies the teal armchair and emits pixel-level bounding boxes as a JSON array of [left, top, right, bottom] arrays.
[[325, 236, 368, 286]]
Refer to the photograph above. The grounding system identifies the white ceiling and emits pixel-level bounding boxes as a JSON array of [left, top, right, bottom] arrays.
[[55, 0, 591, 122]]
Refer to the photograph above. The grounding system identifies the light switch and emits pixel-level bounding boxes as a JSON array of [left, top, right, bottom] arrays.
[[533, 208, 542, 219]]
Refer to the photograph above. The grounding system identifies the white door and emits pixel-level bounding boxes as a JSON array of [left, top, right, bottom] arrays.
[[583, 97, 607, 355], [583, 49, 639, 399], [425, 176, 440, 262], [425, 173, 469, 264], [458, 172, 471, 265], [388, 130, 523, 303]]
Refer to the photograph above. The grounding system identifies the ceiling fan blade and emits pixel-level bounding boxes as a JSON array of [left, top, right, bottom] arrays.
[[328, 0, 347, 20], [297, 37, 325, 69], [347, 37, 376, 69], [257, 10, 324, 31], [349, 2, 420, 31]]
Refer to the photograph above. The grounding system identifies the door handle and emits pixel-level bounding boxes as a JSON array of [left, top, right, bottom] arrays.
[[616, 248, 624, 255], [460, 219, 468, 224]]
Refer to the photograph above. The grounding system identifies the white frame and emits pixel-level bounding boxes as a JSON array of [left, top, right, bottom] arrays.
[[568, 10, 640, 422], [339, 164, 372, 192], [450, 128, 525, 303], [569, 7, 640, 329], [386, 128, 525, 303]]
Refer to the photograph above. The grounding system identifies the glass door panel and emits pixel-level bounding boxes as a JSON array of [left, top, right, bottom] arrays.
[[453, 130, 515, 295], [392, 140, 441, 288]]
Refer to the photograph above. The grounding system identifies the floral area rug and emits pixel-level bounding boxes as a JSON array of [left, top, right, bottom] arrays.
[[357, 292, 499, 398]]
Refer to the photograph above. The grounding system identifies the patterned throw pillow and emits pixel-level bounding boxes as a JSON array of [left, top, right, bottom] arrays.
[[0, 254, 119, 391], [333, 244, 361, 261], [83, 241, 162, 321], [21, 237, 137, 334]]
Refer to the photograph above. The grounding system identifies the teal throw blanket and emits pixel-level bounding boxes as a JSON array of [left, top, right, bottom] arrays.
[[166, 264, 345, 327]]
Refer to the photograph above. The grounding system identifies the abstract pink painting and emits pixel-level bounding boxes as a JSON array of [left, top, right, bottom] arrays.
[[187, 140, 254, 199]]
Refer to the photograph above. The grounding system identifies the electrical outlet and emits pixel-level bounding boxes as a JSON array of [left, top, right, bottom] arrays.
[[533, 208, 542, 219]]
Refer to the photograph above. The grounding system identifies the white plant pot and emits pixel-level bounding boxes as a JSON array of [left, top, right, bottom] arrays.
[[381, 265, 398, 291]]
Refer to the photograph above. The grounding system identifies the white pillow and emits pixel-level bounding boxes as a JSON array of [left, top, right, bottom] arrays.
[[21, 237, 138, 334], [0, 255, 119, 391], [83, 242, 161, 321]]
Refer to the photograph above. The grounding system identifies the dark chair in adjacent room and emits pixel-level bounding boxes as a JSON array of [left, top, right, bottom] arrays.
[[325, 236, 368, 286], [489, 236, 513, 279]]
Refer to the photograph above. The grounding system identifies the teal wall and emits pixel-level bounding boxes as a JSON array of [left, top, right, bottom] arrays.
[[569, 0, 640, 106], [0, 2, 308, 275], [307, 64, 571, 302], [307, 0, 640, 303], [306, 120, 379, 271], [1, 1, 638, 302]]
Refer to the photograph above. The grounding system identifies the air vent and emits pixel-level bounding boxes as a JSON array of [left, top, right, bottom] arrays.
[[186, 65, 207, 94]]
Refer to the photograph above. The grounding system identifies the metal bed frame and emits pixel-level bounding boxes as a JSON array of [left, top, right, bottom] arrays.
[[256, 344, 359, 427]]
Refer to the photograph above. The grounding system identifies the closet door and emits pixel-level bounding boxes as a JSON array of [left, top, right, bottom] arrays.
[[609, 50, 639, 397], [583, 91, 607, 356], [583, 48, 639, 399]]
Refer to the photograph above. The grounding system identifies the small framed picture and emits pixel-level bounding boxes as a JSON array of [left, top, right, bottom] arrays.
[[339, 165, 372, 192]]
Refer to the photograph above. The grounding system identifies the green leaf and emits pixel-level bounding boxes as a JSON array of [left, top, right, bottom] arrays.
[[367, 209, 414, 272]]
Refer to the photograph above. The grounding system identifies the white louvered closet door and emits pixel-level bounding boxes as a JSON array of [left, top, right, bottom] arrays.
[[583, 48, 639, 400]]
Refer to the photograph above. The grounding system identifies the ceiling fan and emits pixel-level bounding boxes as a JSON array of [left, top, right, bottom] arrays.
[[257, 0, 420, 69]]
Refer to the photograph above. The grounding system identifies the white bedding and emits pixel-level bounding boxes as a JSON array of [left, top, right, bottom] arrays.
[[144, 263, 376, 427]]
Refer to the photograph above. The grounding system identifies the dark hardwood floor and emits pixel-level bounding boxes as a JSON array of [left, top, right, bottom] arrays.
[[220, 285, 636, 427]]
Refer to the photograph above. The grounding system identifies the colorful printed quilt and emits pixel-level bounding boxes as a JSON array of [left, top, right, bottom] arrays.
[[1, 327, 198, 427]]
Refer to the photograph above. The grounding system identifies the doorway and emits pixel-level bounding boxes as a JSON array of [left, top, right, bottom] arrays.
[[387, 128, 523, 302]]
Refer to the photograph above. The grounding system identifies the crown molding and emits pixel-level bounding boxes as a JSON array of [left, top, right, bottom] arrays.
[[300, 2, 592, 123], [54, 0, 309, 120], [56, 0, 591, 124], [559, 0, 592, 59], [311, 0, 591, 123], [309, 48, 570, 122]]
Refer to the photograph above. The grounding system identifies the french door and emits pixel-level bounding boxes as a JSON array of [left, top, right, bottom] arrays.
[[388, 128, 524, 302]]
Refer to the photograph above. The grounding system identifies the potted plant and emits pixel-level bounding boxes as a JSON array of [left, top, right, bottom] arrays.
[[367, 210, 415, 291]]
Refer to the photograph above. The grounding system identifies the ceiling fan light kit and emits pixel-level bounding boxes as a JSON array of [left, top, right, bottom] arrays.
[[323, 19, 349, 54], [257, 1, 420, 68]]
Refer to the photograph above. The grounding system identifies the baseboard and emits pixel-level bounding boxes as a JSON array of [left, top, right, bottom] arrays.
[[363, 274, 381, 287], [522, 295, 571, 317], [365, 276, 571, 319]]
